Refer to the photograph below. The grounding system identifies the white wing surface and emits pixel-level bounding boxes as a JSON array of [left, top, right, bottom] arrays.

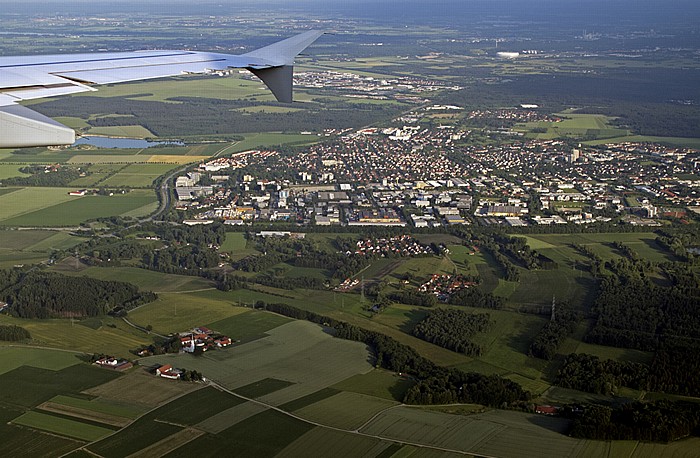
[[0, 30, 324, 147]]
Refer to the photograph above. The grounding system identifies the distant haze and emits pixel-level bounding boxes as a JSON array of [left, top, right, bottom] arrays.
[[1, 0, 698, 27]]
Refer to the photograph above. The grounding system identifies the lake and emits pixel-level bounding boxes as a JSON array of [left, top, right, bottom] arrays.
[[73, 136, 184, 149]]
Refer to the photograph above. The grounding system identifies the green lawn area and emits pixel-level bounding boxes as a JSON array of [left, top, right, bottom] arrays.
[[228, 132, 319, 152]]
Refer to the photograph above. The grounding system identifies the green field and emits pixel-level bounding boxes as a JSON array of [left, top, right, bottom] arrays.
[[100, 163, 179, 188], [0, 188, 157, 226], [205, 310, 292, 342], [0, 164, 30, 179], [48, 395, 147, 420], [127, 292, 250, 335], [235, 378, 295, 398], [332, 369, 416, 402], [516, 114, 629, 140], [294, 391, 397, 430], [0, 347, 82, 375], [277, 427, 392, 458], [228, 132, 320, 152], [141, 320, 373, 406], [0, 364, 120, 408], [0, 405, 81, 457], [0, 315, 152, 358], [12, 410, 114, 441], [60, 266, 214, 293]]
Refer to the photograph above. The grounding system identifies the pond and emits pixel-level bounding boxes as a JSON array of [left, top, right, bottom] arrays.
[[73, 136, 184, 149]]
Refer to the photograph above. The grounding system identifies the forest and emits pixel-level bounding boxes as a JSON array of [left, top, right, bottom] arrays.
[[412, 309, 490, 356], [529, 304, 580, 360], [33, 95, 403, 138], [0, 269, 156, 319]]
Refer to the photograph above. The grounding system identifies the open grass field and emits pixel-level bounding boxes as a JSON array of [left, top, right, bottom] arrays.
[[141, 320, 373, 407], [293, 391, 397, 430], [127, 292, 248, 335], [332, 369, 416, 402], [0, 346, 81, 375], [0, 229, 59, 250], [0, 315, 152, 359], [0, 188, 157, 226], [516, 114, 629, 141], [205, 310, 292, 342], [0, 164, 30, 179], [12, 410, 114, 441], [100, 163, 179, 188], [219, 231, 251, 253], [61, 266, 214, 293]]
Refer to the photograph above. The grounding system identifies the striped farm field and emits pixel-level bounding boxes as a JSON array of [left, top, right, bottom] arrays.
[[293, 391, 397, 430], [12, 410, 115, 441], [277, 427, 393, 458]]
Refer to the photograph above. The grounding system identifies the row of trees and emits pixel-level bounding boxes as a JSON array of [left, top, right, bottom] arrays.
[[412, 309, 490, 356], [386, 290, 437, 308], [257, 301, 530, 408]]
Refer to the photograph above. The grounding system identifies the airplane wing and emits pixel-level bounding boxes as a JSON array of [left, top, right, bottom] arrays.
[[0, 30, 324, 147]]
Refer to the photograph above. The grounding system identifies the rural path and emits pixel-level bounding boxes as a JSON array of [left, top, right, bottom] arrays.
[[207, 380, 500, 457], [121, 317, 166, 339]]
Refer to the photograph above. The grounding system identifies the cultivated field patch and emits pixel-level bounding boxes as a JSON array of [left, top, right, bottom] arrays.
[[293, 391, 397, 430], [12, 410, 114, 441]]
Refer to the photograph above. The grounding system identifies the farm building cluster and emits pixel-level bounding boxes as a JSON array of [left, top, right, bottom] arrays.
[[178, 326, 233, 353]]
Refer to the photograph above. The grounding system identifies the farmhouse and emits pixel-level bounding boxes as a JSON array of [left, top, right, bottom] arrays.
[[156, 364, 181, 380], [93, 356, 133, 371], [535, 405, 559, 415]]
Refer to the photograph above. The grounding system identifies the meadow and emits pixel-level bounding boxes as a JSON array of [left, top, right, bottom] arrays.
[[0, 189, 157, 226]]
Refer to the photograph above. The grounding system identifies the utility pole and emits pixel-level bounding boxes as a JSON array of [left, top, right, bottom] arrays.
[[551, 296, 556, 322]]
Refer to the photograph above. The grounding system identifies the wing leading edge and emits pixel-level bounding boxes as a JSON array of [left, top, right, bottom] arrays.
[[0, 30, 324, 148]]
